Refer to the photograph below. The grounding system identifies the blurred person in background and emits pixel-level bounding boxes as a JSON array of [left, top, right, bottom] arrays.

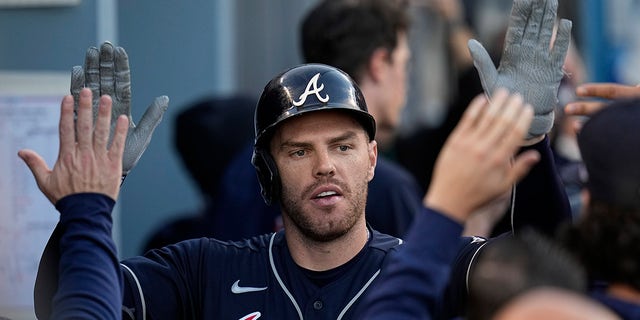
[[559, 98, 640, 319], [142, 95, 281, 252]]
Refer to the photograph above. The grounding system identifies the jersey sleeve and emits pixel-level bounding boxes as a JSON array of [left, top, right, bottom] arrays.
[[120, 238, 216, 319], [491, 136, 572, 236], [355, 207, 464, 319], [34, 193, 123, 320], [439, 234, 512, 318], [512, 136, 572, 236]]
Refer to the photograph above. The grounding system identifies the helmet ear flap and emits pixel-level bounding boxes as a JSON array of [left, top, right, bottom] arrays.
[[251, 147, 281, 205]]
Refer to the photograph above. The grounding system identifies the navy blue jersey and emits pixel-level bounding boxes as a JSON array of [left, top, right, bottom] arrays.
[[35, 193, 404, 320], [121, 229, 402, 319]]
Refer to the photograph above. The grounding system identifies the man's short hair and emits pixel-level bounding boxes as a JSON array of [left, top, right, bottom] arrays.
[[300, 0, 410, 82]]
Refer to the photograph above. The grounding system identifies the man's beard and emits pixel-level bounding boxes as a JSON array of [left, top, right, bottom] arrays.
[[280, 177, 368, 242]]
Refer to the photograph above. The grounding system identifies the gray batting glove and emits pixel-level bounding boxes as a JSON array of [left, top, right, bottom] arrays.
[[71, 41, 169, 179], [468, 0, 571, 139]]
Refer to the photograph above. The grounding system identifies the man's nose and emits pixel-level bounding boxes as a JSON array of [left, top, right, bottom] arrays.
[[314, 151, 336, 177]]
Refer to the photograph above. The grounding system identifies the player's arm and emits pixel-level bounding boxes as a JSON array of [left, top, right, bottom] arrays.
[[23, 89, 126, 319], [26, 42, 169, 319], [355, 89, 538, 319], [468, 0, 573, 236], [510, 136, 571, 236]]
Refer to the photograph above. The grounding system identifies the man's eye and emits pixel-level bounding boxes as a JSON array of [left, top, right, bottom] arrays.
[[294, 150, 306, 157], [339, 145, 350, 152]]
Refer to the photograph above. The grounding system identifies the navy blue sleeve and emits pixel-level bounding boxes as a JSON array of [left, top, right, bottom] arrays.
[[355, 207, 464, 319], [513, 136, 572, 236], [440, 234, 515, 318], [35, 193, 123, 320], [120, 239, 211, 320], [491, 136, 572, 237]]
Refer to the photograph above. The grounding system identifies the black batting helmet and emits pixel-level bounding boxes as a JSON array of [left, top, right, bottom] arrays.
[[251, 63, 376, 205]]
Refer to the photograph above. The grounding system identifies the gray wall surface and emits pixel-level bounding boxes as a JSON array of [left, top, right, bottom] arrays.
[[0, 2, 97, 71]]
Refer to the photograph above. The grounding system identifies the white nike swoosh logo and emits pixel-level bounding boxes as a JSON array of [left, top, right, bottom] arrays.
[[231, 280, 268, 294], [470, 236, 486, 244]]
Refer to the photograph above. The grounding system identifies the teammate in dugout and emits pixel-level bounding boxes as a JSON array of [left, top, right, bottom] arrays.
[[23, 0, 572, 318]]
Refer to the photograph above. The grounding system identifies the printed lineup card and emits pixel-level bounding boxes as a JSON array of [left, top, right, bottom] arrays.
[[0, 95, 61, 319]]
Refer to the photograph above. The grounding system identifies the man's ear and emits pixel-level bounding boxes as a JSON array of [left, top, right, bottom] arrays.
[[367, 48, 390, 83], [367, 140, 378, 182]]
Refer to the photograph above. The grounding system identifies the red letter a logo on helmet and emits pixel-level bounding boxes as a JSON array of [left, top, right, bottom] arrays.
[[292, 73, 330, 106]]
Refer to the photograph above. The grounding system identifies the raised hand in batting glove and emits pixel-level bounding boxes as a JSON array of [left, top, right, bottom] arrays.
[[468, 0, 571, 140], [71, 41, 169, 180]]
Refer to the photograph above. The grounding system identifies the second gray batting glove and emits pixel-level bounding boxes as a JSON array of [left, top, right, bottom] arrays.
[[468, 0, 571, 139], [71, 41, 169, 179]]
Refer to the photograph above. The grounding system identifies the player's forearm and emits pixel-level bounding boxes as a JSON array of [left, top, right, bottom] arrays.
[[513, 136, 572, 235], [39, 193, 122, 320]]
